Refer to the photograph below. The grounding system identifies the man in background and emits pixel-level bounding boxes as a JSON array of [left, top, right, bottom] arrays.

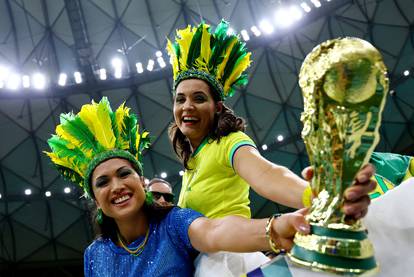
[[147, 178, 175, 206]]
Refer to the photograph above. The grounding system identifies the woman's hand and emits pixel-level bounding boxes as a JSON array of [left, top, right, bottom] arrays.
[[302, 163, 377, 219], [270, 209, 310, 251]]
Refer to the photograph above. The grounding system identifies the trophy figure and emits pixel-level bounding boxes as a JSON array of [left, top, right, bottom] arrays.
[[288, 37, 388, 274]]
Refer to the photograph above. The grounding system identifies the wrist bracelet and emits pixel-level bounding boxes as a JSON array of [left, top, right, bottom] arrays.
[[302, 185, 313, 208], [265, 213, 283, 253]]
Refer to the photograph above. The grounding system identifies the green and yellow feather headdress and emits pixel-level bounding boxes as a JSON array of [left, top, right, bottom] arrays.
[[45, 97, 150, 198], [166, 20, 252, 100]]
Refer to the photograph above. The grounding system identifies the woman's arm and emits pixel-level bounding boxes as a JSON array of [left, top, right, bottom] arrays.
[[188, 210, 309, 253], [233, 146, 307, 208], [233, 146, 376, 217]]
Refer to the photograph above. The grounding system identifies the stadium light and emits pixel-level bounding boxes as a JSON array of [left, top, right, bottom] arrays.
[[259, 19, 274, 34], [251, 26, 262, 37], [32, 73, 46, 90], [74, 71, 82, 84], [147, 59, 154, 71], [7, 73, 20, 90], [22, 75, 30, 88], [136, 62, 144, 74], [240, 29, 250, 41], [58, 73, 67, 86], [99, 68, 107, 80], [301, 2, 312, 12]]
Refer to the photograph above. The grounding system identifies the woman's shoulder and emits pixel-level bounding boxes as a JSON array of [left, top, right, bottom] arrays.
[[217, 131, 252, 143], [164, 206, 204, 222], [216, 131, 256, 149], [85, 236, 109, 254], [158, 207, 204, 234]]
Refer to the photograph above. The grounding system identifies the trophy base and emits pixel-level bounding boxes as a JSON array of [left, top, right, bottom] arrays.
[[288, 224, 378, 275]]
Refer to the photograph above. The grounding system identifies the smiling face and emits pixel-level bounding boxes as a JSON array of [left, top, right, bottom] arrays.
[[173, 79, 222, 149], [91, 158, 146, 223]]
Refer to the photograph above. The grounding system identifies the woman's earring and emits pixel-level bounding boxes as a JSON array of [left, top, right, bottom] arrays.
[[96, 208, 103, 224], [145, 191, 154, 205]]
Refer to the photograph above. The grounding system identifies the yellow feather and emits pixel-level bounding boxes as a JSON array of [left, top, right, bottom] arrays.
[[216, 38, 237, 81], [223, 53, 252, 93], [79, 101, 116, 149], [46, 152, 85, 178], [167, 39, 179, 80], [56, 125, 76, 150], [176, 26, 195, 71], [135, 131, 141, 152], [115, 103, 128, 133], [115, 103, 130, 149], [77, 103, 96, 134], [56, 125, 94, 158], [195, 24, 211, 72]]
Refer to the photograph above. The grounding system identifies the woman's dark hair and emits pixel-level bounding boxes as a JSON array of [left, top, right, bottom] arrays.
[[91, 202, 173, 242], [169, 82, 246, 169]]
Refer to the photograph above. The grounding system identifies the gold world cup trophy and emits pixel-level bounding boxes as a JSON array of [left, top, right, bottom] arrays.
[[288, 37, 388, 274]]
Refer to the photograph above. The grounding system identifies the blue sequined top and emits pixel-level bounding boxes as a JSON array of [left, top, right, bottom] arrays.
[[84, 207, 203, 277]]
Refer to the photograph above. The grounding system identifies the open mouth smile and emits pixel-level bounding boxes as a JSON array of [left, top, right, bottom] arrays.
[[112, 193, 132, 205]]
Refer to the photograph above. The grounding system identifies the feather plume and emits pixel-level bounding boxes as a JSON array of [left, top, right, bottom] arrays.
[[46, 152, 85, 178], [223, 52, 251, 94], [46, 97, 150, 197], [60, 114, 99, 156], [176, 26, 194, 71], [79, 98, 116, 149], [187, 25, 203, 68], [216, 38, 237, 81], [114, 103, 130, 149], [167, 19, 253, 101], [167, 39, 180, 80], [195, 24, 212, 72]]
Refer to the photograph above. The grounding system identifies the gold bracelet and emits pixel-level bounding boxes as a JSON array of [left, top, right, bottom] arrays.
[[302, 185, 313, 208], [265, 213, 283, 253]]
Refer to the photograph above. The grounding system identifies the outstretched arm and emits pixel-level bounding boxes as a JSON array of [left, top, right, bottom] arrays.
[[233, 146, 307, 208], [233, 146, 376, 218], [188, 210, 309, 253]]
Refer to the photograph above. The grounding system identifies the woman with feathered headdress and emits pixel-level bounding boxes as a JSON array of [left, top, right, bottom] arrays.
[[167, 20, 376, 276], [45, 97, 325, 276]]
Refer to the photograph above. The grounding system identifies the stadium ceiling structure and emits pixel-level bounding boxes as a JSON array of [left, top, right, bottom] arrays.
[[0, 0, 413, 273]]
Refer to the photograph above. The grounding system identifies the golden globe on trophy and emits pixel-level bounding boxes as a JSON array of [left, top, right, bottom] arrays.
[[288, 37, 389, 274]]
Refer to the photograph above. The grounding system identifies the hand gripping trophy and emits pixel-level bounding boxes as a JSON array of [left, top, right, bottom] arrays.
[[289, 37, 388, 274]]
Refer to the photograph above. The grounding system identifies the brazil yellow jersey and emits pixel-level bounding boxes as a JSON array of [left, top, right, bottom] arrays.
[[178, 131, 256, 219]]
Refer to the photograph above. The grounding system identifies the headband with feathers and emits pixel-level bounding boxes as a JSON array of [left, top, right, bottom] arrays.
[[166, 20, 252, 100], [45, 97, 150, 198]]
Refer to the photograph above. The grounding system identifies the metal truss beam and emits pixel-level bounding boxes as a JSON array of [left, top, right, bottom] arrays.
[[64, 0, 97, 84], [0, 0, 352, 99]]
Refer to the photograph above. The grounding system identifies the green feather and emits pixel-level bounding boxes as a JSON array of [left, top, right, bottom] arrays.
[[110, 111, 121, 148], [209, 22, 234, 73], [215, 20, 229, 37], [48, 135, 85, 159], [187, 25, 203, 68], [173, 43, 181, 70], [234, 74, 249, 86], [123, 115, 138, 156], [61, 114, 101, 153], [221, 43, 246, 83]]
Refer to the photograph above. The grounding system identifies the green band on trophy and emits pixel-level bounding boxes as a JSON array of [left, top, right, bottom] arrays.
[[311, 225, 367, 240], [291, 245, 377, 270]]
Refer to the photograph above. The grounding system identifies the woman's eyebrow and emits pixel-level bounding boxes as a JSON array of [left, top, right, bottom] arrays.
[[94, 175, 108, 185], [116, 166, 129, 173]]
